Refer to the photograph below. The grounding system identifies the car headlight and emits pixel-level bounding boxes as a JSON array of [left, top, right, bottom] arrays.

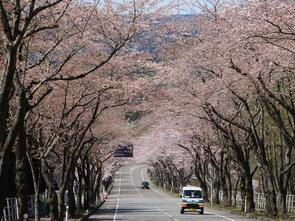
[[198, 200, 204, 203], [182, 199, 187, 203]]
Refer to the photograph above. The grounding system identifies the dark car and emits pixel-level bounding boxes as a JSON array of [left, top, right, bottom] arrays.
[[141, 181, 150, 189]]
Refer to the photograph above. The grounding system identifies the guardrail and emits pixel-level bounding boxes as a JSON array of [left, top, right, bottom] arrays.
[[1, 185, 115, 221], [1, 198, 19, 221], [219, 191, 295, 213]]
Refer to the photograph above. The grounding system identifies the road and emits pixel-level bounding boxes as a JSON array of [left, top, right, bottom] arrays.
[[88, 165, 254, 221]]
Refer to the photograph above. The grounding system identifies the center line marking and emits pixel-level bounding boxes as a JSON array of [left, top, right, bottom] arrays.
[[141, 168, 145, 181], [113, 173, 121, 221], [140, 167, 169, 199], [133, 166, 179, 221], [108, 167, 236, 221]]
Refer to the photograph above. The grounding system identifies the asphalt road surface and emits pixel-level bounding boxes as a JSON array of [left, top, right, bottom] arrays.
[[88, 165, 254, 221]]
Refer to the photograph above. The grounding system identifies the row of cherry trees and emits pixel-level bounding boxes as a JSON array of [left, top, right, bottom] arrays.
[[146, 0, 295, 218], [0, 0, 160, 221], [1, 0, 294, 219]]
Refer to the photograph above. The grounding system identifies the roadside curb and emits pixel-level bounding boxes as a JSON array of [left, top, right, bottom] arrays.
[[241, 212, 274, 221], [208, 205, 295, 221], [255, 218, 275, 221], [224, 208, 275, 221], [79, 201, 105, 221], [79, 183, 114, 221]]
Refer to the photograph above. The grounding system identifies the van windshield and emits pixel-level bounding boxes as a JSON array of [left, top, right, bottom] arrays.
[[183, 190, 202, 198]]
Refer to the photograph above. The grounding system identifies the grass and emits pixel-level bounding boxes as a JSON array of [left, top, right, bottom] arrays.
[[205, 203, 295, 221]]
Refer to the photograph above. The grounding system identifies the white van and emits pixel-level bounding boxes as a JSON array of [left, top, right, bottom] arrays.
[[180, 186, 204, 214]]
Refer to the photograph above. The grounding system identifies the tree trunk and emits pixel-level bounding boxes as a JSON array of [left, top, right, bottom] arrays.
[[261, 167, 277, 216], [0, 155, 12, 220], [41, 160, 58, 221], [0, 48, 18, 178], [34, 190, 40, 221], [221, 182, 229, 206], [233, 177, 240, 207], [213, 176, 220, 205], [194, 165, 209, 201], [77, 175, 82, 212], [200, 180, 209, 201], [240, 176, 246, 212], [57, 191, 65, 221], [68, 171, 76, 217], [0, 49, 24, 219], [225, 166, 232, 207], [15, 120, 29, 221], [278, 189, 287, 217], [220, 164, 229, 206], [83, 160, 90, 209], [48, 188, 58, 221], [93, 166, 102, 203], [26, 151, 41, 221], [245, 172, 255, 212]]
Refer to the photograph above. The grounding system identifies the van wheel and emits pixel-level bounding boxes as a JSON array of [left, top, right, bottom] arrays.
[[180, 208, 184, 214], [199, 208, 204, 215]]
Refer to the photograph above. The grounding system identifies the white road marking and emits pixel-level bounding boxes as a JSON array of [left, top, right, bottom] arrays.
[[113, 173, 121, 221], [211, 213, 237, 221], [141, 168, 145, 181], [139, 166, 236, 221], [130, 166, 138, 172], [140, 167, 170, 199], [131, 167, 145, 197], [131, 166, 179, 221], [151, 187, 170, 199]]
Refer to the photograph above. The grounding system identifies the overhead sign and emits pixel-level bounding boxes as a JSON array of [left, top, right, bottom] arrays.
[[114, 144, 133, 157]]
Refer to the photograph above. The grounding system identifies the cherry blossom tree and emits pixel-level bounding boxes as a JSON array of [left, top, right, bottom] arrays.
[[0, 0, 163, 219], [133, 0, 294, 217]]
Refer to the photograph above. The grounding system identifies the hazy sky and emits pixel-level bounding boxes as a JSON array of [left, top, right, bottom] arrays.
[[81, 0, 199, 15]]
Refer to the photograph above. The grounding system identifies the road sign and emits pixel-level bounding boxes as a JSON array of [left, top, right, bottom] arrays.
[[114, 144, 133, 157]]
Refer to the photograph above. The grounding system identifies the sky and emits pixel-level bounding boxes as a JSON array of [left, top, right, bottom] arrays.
[[79, 0, 201, 15]]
